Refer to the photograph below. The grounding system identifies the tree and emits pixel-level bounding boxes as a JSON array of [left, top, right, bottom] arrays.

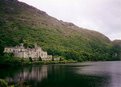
[[29, 57, 33, 62]]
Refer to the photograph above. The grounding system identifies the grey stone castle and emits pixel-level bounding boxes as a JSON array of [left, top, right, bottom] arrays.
[[4, 43, 52, 61]]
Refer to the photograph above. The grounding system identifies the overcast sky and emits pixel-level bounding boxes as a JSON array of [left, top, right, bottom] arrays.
[[18, 0, 121, 40]]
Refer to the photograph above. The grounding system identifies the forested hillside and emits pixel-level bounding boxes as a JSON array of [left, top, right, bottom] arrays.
[[0, 0, 120, 61]]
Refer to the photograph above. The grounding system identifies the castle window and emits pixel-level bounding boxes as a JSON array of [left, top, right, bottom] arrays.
[[13, 50, 15, 53]]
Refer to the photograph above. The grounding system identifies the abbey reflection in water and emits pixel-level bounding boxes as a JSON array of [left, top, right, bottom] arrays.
[[0, 64, 107, 87], [5, 65, 48, 83]]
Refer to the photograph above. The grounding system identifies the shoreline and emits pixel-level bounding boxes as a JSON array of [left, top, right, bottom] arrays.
[[0, 60, 77, 68]]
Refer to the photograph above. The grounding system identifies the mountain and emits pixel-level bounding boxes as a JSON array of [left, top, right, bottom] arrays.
[[0, 0, 119, 61], [112, 40, 121, 46]]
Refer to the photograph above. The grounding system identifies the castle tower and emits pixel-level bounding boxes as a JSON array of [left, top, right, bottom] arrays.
[[34, 43, 38, 48], [20, 43, 24, 48]]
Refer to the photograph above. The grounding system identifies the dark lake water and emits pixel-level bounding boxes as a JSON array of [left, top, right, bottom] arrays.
[[0, 61, 121, 87]]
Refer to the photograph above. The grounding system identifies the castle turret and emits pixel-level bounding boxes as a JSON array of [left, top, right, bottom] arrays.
[[20, 43, 24, 47], [34, 43, 38, 48]]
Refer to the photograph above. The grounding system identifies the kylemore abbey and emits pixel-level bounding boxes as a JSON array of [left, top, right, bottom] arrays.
[[4, 43, 52, 61]]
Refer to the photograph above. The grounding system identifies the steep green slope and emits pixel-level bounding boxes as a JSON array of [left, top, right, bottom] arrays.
[[0, 0, 116, 61], [111, 40, 121, 60]]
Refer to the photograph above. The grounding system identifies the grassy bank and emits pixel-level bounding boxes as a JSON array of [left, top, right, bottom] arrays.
[[0, 56, 77, 68]]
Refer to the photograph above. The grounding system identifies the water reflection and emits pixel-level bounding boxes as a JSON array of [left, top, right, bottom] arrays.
[[1, 62, 121, 87], [75, 61, 121, 87], [5, 65, 47, 83]]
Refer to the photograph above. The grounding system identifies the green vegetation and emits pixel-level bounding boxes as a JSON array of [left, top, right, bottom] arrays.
[[0, 54, 76, 66], [0, 0, 121, 64], [0, 79, 8, 87], [0, 79, 31, 87]]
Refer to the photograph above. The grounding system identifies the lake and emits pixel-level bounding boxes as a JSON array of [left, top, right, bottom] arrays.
[[0, 61, 121, 87]]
